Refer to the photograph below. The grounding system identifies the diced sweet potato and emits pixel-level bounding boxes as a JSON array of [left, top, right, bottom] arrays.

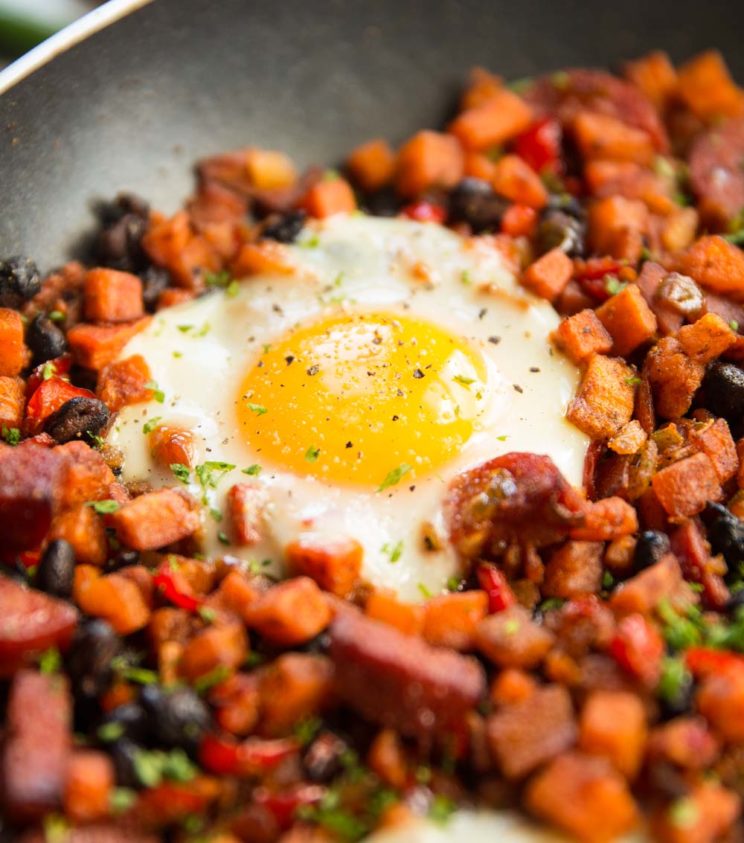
[[610, 554, 685, 616], [67, 317, 151, 370], [654, 785, 741, 843], [422, 591, 488, 651], [571, 497, 639, 541], [346, 139, 396, 192], [487, 685, 577, 779], [246, 577, 331, 646], [230, 240, 296, 277], [595, 283, 657, 356], [544, 541, 603, 599], [647, 716, 719, 771], [157, 288, 194, 309], [521, 247, 573, 301], [677, 236, 744, 299], [0, 443, 60, 550], [608, 419, 647, 455], [475, 605, 554, 668], [449, 88, 533, 150], [676, 50, 744, 121], [245, 148, 297, 190], [64, 750, 114, 823], [0, 376, 25, 430], [624, 51, 678, 110], [303, 177, 357, 218], [491, 154, 548, 208], [18, 827, 158, 843], [367, 728, 409, 789], [689, 417, 738, 483], [84, 268, 144, 323], [652, 452, 722, 519], [48, 503, 107, 566], [696, 666, 744, 743], [587, 196, 649, 263], [109, 488, 200, 550], [257, 653, 334, 737], [226, 482, 268, 547], [211, 569, 263, 622], [579, 690, 647, 778], [567, 355, 635, 439], [329, 609, 486, 739], [526, 751, 638, 842], [551, 309, 613, 364], [1, 671, 72, 822], [179, 618, 248, 681], [55, 440, 120, 510], [285, 533, 362, 598], [73, 567, 150, 635], [490, 668, 537, 707], [211, 672, 260, 736], [460, 67, 504, 110], [365, 589, 424, 637], [643, 337, 705, 419], [572, 111, 655, 165], [677, 312, 737, 363], [97, 354, 153, 411], [142, 210, 220, 290], [395, 131, 465, 198], [0, 308, 28, 377]]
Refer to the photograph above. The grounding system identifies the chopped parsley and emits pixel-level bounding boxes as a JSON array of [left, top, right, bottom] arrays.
[[730, 320, 740, 332], [98, 721, 126, 743], [170, 463, 191, 484], [38, 647, 61, 674], [193, 664, 231, 693], [198, 606, 217, 624], [453, 374, 475, 386], [429, 794, 457, 825], [604, 276, 626, 296], [110, 787, 136, 814], [86, 499, 120, 514], [242, 464, 262, 476], [133, 748, 196, 788], [1, 425, 20, 445], [48, 310, 65, 323], [246, 401, 268, 415], [625, 375, 642, 386], [381, 539, 404, 563], [42, 361, 55, 380], [195, 460, 236, 504], [293, 715, 322, 746], [377, 463, 412, 492], [417, 582, 433, 599], [217, 530, 230, 545], [305, 445, 321, 462], [669, 797, 699, 829], [145, 380, 165, 403], [143, 416, 162, 434]]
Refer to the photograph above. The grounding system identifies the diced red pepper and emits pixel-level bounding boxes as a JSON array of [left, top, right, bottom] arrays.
[[199, 733, 240, 775], [610, 613, 664, 686], [18, 549, 41, 569], [402, 200, 447, 224], [152, 560, 203, 612], [685, 646, 744, 677], [200, 733, 299, 777], [500, 204, 538, 237], [25, 376, 95, 435], [477, 564, 516, 613], [25, 354, 73, 398], [513, 118, 563, 175], [253, 783, 326, 830]]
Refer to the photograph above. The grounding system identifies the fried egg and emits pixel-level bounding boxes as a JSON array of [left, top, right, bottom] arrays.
[[107, 215, 588, 600]]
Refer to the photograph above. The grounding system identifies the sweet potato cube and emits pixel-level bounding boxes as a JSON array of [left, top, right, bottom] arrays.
[[285, 533, 362, 598], [73, 567, 150, 635], [395, 130, 464, 198], [0, 376, 25, 430], [48, 503, 107, 566], [109, 488, 200, 550], [676, 312, 737, 363], [257, 653, 334, 737], [346, 138, 396, 192], [149, 425, 195, 469], [84, 268, 144, 323], [246, 577, 331, 647], [422, 591, 488, 651], [580, 691, 647, 778], [596, 283, 657, 356], [572, 111, 654, 165], [652, 452, 722, 519], [571, 497, 639, 541], [365, 589, 424, 637], [552, 309, 613, 364], [303, 177, 357, 218], [689, 418, 738, 483], [678, 235, 744, 299], [608, 420, 647, 456], [588, 196, 649, 263], [491, 154, 548, 208], [67, 317, 151, 370], [64, 750, 114, 823], [567, 354, 635, 439], [449, 88, 532, 151], [245, 148, 297, 190], [476, 605, 554, 669], [676, 50, 744, 121], [0, 308, 28, 377], [97, 354, 153, 411], [521, 247, 574, 301], [651, 783, 740, 843], [179, 619, 247, 681], [544, 541, 603, 599], [643, 337, 705, 419], [624, 51, 678, 110]]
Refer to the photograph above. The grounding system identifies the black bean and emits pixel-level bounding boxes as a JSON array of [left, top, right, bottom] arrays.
[[111, 737, 142, 788], [362, 188, 401, 218], [25, 313, 67, 365], [96, 213, 149, 272], [448, 178, 508, 231], [35, 539, 75, 598], [66, 619, 120, 698], [535, 208, 586, 257], [139, 685, 210, 754], [100, 703, 149, 744], [104, 548, 141, 573], [702, 502, 744, 576], [140, 266, 171, 311], [43, 396, 110, 445], [0, 256, 41, 307], [262, 210, 308, 244], [701, 362, 744, 432], [303, 730, 349, 782], [97, 193, 150, 226], [633, 530, 671, 571]]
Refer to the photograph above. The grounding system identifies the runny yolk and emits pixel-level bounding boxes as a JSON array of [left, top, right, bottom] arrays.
[[237, 311, 488, 488]]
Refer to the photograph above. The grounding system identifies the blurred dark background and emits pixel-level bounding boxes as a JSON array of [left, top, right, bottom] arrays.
[[0, 0, 98, 67]]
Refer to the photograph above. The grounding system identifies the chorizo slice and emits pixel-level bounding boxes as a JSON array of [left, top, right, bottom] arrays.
[[688, 117, 744, 226]]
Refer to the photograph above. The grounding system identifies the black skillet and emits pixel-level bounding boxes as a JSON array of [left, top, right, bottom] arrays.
[[0, 0, 743, 272]]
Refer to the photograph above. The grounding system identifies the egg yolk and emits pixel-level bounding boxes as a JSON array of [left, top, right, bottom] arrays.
[[237, 311, 488, 488]]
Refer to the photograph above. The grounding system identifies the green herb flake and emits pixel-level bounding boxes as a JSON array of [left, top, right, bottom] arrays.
[[171, 463, 191, 484], [496, 434, 508, 441], [428, 794, 457, 825], [42, 361, 55, 380], [446, 575, 463, 592], [669, 797, 699, 829], [133, 749, 164, 788], [217, 530, 230, 545], [204, 270, 233, 289], [242, 464, 262, 476], [43, 814, 69, 843], [417, 582, 433, 599], [246, 401, 268, 415], [198, 606, 217, 624], [293, 715, 322, 746], [602, 570, 615, 590], [301, 233, 321, 249], [145, 380, 165, 403], [507, 77, 534, 94], [460, 269, 473, 285], [605, 276, 626, 296], [38, 647, 61, 674], [453, 374, 475, 386], [504, 618, 520, 635], [48, 310, 66, 323], [658, 655, 691, 705], [226, 279, 240, 297], [730, 320, 740, 332], [194, 461, 236, 503], [98, 721, 125, 743], [625, 376, 642, 386], [377, 462, 412, 492], [143, 416, 163, 434], [539, 597, 566, 613], [381, 539, 404, 563], [1, 426, 20, 445], [86, 499, 120, 514], [193, 664, 231, 694], [117, 666, 159, 685], [110, 787, 137, 814], [88, 432, 105, 448], [305, 445, 321, 462]]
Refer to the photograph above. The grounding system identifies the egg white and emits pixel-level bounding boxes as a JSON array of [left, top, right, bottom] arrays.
[[107, 216, 587, 600]]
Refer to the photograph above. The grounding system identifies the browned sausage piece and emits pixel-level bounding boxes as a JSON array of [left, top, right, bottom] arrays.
[[0, 577, 78, 671], [689, 117, 744, 226], [1, 670, 72, 822], [0, 443, 61, 550], [487, 685, 577, 779], [329, 609, 486, 739]]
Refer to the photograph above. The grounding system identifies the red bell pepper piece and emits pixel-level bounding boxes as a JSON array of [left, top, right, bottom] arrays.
[[685, 647, 744, 677], [500, 204, 538, 237], [253, 783, 326, 830], [200, 734, 299, 777], [513, 118, 562, 175], [610, 613, 664, 686], [199, 733, 241, 775], [152, 560, 203, 612], [402, 200, 447, 224], [477, 564, 516, 613], [25, 376, 95, 434], [25, 354, 73, 399]]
